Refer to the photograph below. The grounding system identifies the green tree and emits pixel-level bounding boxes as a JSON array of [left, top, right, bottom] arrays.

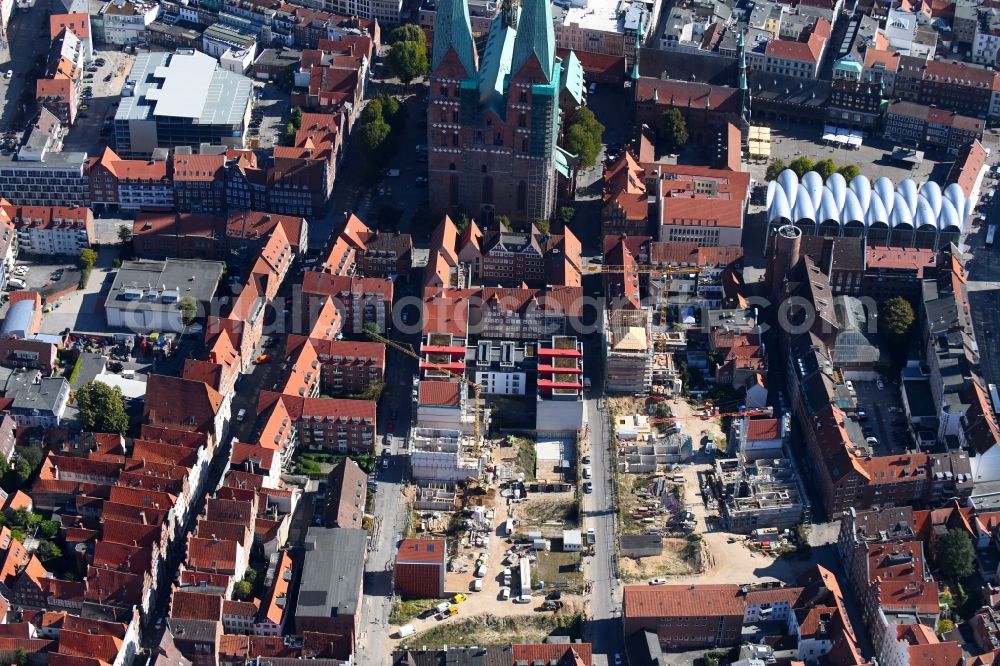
[[765, 159, 787, 181], [558, 206, 575, 226], [938, 619, 955, 635], [117, 225, 132, 244], [788, 156, 814, 178], [880, 296, 915, 339], [935, 528, 976, 579], [10, 508, 32, 529], [813, 158, 837, 181], [35, 540, 61, 563], [11, 446, 43, 488], [496, 215, 512, 231], [180, 295, 198, 325], [233, 580, 254, 600], [657, 108, 689, 153], [79, 248, 97, 270], [390, 24, 425, 45], [75, 381, 129, 434], [13, 648, 28, 666], [290, 106, 303, 129], [283, 122, 297, 145], [357, 119, 391, 164], [39, 520, 59, 539], [838, 164, 861, 180], [363, 322, 380, 339], [452, 211, 470, 233], [386, 40, 428, 87], [376, 94, 401, 119], [563, 107, 604, 169], [360, 98, 384, 126], [243, 568, 258, 586], [535, 218, 551, 234]]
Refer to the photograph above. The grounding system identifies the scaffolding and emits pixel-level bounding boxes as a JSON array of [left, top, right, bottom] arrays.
[[605, 307, 653, 394]]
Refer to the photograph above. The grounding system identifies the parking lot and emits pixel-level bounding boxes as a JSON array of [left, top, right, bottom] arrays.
[[8, 257, 80, 299], [246, 83, 291, 150], [61, 50, 134, 155], [849, 379, 913, 455]]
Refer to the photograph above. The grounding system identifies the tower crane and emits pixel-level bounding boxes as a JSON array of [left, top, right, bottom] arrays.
[[646, 407, 773, 425], [586, 264, 705, 276], [365, 329, 484, 452]]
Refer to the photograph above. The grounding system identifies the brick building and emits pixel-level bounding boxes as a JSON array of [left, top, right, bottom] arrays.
[[394, 538, 446, 599], [427, 0, 584, 224], [260, 392, 377, 452], [301, 272, 393, 335], [131, 212, 228, 260], [285, 336, 385, 394], [172, 153, 226, 214], [623, 585, 745, 648]]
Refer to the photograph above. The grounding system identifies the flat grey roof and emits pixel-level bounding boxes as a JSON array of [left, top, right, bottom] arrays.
[[11, 377, 68, 413], [0, 151, 88, 170], [105, 259, 224, 312], [116, 50, 252, 126], [297, 527, 366, 618]]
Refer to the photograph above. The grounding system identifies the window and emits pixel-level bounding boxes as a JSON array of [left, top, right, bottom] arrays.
[[519, 112, 527, 127], [483, 176, 493, 204], [517, 181, 527, 211]]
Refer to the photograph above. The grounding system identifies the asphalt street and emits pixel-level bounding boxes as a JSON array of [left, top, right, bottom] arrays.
[[0, 0, 50, 130], [583, 397, 622, 666]]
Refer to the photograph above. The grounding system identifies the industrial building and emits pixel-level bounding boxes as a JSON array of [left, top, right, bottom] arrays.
[[104, 258, 224, 333], [114, 49, 253, 156], [295, 526, 366, 655], [715, 455, 810, 534], [406, 427, 481, 482]]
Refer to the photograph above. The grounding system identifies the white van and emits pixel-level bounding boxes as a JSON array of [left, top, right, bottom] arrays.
[[475, 564, 487, 578], [500, 587, 510, 600], [7, 279, 24, 290], [398, 624, 416, 638], [472, 579, 483, 592], [513, 594, 532, 604], [583, 466, 592, 479], [122, 369, 135, 379]]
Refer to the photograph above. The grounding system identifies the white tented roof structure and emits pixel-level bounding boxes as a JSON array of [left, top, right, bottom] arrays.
[[765, 169, 973, 248]]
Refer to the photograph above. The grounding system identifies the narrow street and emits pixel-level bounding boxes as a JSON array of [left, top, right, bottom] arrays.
[[584, 398, 622, 666]]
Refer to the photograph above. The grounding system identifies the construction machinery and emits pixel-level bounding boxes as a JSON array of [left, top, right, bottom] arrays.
[[365, 329, 484, 450]]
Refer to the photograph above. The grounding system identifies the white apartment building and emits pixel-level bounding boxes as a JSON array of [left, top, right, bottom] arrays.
[[324, 0, 400, 26], [100, 0, 160, 45], [9, 206, 94, 256]]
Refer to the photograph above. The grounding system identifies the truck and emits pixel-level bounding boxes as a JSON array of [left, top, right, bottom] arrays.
[[472, 579, 483, 592], [434, 601, 450, 614], [398, 625, 416, 638]]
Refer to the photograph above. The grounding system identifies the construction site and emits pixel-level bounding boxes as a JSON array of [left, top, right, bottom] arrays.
[[711, 454, 811, 534]]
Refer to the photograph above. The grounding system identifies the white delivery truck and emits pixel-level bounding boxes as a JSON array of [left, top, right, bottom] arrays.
[[472, 579, 483, 592], [398, 625, 416, 638]]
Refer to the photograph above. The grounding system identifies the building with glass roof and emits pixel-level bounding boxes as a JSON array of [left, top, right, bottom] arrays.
[[765, 169, 973, 249]]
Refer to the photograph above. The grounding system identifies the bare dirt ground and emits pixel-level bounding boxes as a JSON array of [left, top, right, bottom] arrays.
[[620, 539, 700, 581], [616, 397, 815, 586], [392, 601, 586, 648]]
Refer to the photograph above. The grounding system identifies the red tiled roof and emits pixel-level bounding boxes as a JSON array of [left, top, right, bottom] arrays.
[[624, 584, 744, 618], [396, 538, 446, 564], [418, 381, 461, 407], [170, 590, 223, 621], [512, 644, 593, 666], [50, 13, 90, 39], [746, 418, 781, 440], [187, 537, 239, 573]]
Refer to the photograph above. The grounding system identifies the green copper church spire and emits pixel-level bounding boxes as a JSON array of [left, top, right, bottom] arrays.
[[511, 0, 556, 82], [431, 0, 477, 77]]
